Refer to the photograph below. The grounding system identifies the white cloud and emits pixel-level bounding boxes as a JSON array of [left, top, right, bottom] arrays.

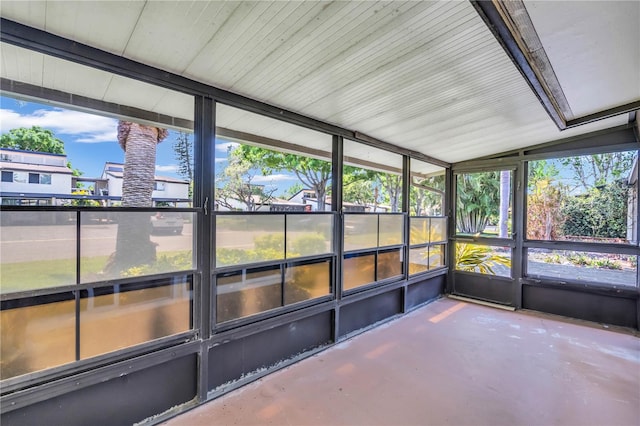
[[252, 174, 295, 183], [215, 158, 228, 163], [215, 141, 239, 152], [0, 108, 117, 143], [155, 164, 179, 173]]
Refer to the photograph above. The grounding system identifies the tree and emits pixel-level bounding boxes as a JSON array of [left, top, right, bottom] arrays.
[[498, 170, 510, 238], [0, 126, 65, 154], [527, 179, 565, 240], [343, 166, 376, 207], [216, 146, 276, 211], [456, 172, 500, 234], [526, 160, 564, 240], [410, 174, 444, 216], [283, 182, 304, 199], [343, 167, 402, 212], [377, 173, 402, 212], [236, 145, 331, 211], [562, 152, 634, 192], [117, 121, 168, 207], [106, 121, 168, 275], [173, 131, 193, 198]]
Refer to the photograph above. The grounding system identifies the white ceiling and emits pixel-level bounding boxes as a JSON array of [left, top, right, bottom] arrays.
[[0, 1, 638, 165], [525, 1, 640, 118]]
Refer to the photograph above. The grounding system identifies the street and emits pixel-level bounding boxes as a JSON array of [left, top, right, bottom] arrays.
[[1, 223, 195, 264]]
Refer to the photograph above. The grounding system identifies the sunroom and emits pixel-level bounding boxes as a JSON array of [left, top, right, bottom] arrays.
[[0, 1, 638, 425]]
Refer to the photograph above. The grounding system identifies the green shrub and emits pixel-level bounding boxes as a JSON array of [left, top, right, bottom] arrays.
[[254, 234, 284, 252], [289, 233, 326, 257], [561, 180, 628, 239], [456, 243, 511, 275], [122, 251, 192, 277]]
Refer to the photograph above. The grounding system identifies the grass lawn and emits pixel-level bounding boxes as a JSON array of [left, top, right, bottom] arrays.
[[1, 250, 192, 294]]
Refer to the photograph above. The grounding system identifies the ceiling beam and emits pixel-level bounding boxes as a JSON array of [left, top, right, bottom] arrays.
[[1, 78, 194, 131], [471, 0, 567, 130], [472, 0, 639, 132]]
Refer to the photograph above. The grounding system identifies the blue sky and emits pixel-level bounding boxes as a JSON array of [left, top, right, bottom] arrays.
[[0, 95, 190, 179], [0, 95, 301, 196]]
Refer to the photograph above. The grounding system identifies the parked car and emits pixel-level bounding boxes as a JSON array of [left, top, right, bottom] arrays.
[[150, 212, 183, 234]]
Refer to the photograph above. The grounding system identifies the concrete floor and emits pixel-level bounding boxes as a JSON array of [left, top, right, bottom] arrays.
[[163, 298, 640, 426]]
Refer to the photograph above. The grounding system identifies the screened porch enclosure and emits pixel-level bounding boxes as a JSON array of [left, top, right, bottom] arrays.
[[0, 1, 639, 425]]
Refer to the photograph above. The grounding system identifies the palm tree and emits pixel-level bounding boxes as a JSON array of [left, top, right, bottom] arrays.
[[118, 121, 169, 206], [106, 121, 168, 274]]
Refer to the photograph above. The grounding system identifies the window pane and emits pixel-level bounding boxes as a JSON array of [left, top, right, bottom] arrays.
[[286, 214, 333, 258], [377, 249, 403, 280], [40, 174, 52, 185], [216, 266, 282, 323], [428, 245, 445, 269], [343, 253, 375, 290], [456, 171, 512, 238], [343, 139, 403, 213], [0, 293, 76, 379], [527, 152, 636, 244], [527, 249, 637, 287], [410, 159, 445, 216], [409, 245, 446, 275], [1, 211, 76, 293], [80, 211, 195, 283], [455, 243, 511, 277], [344, 214, 378, 251], [410, 218, 430, 246], [215, 104, 332, 212], [409, 247, 430, 275], [378, 215, 404, 247], [13, 172, 27, 183], [29, 173, 39, 184], [430, 218, 447, 243], [284, 260, 331, 305], [215, 215, 284, 267], [1, 42, 195, 208], [79, 278, 192, 359]]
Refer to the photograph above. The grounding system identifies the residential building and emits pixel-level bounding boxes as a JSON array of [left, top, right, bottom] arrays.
[[101, 162, 190, 206], [0, 148, 73, 205]]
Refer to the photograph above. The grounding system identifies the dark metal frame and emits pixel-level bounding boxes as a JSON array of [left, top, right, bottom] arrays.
[[0, 12, 635, 421], [407, 216, 448, 277], [448, 122, 639, 313], [449, 166, 519, 304], [471, 1, 640, 131], [0, 16, 453, 424]]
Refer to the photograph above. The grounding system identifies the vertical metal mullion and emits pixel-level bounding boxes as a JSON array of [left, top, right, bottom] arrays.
[[513, 163, 525, 309], [332, 135, 343, 298], [375, 214, 380, 282], [402, 156, 410, 280], [75, 209, 81, 361], [331, 135, 343, 342], [446, 168, 455, 294], [635, 149, 639, 329], [401, 156, 410, 312], [282, 215, 287, 307], [195, 95, 214, 402]]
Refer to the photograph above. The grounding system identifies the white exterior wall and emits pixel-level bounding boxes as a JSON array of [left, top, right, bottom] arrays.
[[104, 173, 188, 201], [107, 176, 123, 198], [0, 171, 71, 195], [154, 181, 189, 200]]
